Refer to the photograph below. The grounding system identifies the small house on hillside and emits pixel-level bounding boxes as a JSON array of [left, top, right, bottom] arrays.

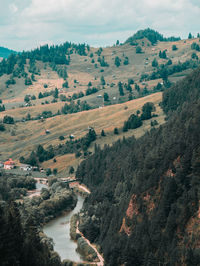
[[4, 159, 15, 170], [45, 129, 50, 134], [69, 134, 75, 140], [20, 164, 32, 171]]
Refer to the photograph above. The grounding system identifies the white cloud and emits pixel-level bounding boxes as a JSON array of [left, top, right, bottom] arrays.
[[0, 0, 200, 50], [9, 3, 18, 14]]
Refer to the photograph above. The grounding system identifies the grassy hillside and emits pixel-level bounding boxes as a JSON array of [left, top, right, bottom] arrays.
[[0, 37, 199, 110], [0, 92, 164, 174], [0, 33, 200, 173]]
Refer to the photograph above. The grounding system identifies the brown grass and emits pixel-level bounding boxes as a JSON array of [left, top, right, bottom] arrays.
[[0, 92, 164, 174]]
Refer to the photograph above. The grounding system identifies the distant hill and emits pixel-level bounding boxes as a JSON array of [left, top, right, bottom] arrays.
[[0, 46, 16, 58], [125, 28, 181, 45]]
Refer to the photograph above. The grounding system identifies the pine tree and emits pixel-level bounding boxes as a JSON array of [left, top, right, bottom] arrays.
[[101, 129, 106, 136], [118, 82, 124, 96]]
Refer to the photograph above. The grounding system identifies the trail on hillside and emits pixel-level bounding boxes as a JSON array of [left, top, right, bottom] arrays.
[[76, 221, 104, 266]]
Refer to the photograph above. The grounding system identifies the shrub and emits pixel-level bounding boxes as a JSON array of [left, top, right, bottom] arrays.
[[3, 115, 14, 124], [172, 45, 178, 51], [0, 124, 5, 131], [114, 127, 119, 134], [59, 135, 65, 141], [136, 46, 142, 53], [62, 81, 69, 88]]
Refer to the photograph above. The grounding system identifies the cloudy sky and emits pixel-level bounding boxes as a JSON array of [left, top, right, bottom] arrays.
[[0, 0, 200, 51]]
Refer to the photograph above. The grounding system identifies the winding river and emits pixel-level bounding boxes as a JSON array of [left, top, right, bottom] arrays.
[[43, 194, 84, 262]]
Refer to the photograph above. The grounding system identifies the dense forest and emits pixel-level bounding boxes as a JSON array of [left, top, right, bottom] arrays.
[[0, 172, 63, 265], [0, 171, 79, 266], [76, 67, 200, 265]]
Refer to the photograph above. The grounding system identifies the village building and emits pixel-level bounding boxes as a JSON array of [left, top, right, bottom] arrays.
[[20, 164, 32, 171], [4, 159, 15, 170]]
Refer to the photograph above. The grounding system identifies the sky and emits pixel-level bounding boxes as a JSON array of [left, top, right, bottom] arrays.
[[0, 0, 200, 51]]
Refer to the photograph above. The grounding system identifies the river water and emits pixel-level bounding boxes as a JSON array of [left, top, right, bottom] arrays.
[[43, 194, 84, 262]]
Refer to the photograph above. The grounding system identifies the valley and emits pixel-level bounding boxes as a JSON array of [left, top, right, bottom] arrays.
[[1, 28, 200, 266]]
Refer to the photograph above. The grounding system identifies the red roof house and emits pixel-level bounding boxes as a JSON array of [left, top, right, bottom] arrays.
[[4, 159, 15, 170]]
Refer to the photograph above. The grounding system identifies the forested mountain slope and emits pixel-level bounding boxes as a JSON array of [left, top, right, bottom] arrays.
[[0, 46, 16, 58], [76, 67, 200, 265]]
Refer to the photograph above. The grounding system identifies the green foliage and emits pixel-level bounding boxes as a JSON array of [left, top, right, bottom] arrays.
[[61, 100, 92, 114], [151, 120, 158, 126], [101, 129, 106, 136], [5, 77, 16, 87], [59, 135, 65, 140], [26, 128, 96, 164], [128, 78, 134, 85], [0, 46, 16, 58], [88, 81, 92, 87], [167, 59, 172, 65], [141, 102, 155, 120], [103, 92, 109, 101], [162, 67, 200, 113], [46, 168, 52, 176], [126, 28, 180, 45], [172, 44, 178, 51], [114, 56, 121, 67], [149, 59, 199, 81], [98, 56, 109, 67], [136, 46, 142, 54], [152, 58, 158, 67], [0, 105, 5, 112], [25, 77, 32, 86], [24, 95, 30, 103], [123, 57, 129, 65], [53, 168, 57, 175], [76, 67, 200, 266], [60, 94, 67, 101], [188, 32, 193, 39], [159, 50, 167, 59], [86, 87, 98, 96], [95, 47, 103, 56], [123, 114, 142, 132], [3, 115, 14, 124], [69, 166, 74, 174], [114, 127, 119, 134], [191, 42, 200, 51], [62, 80, 69, 88], [31, 95, 36, 100], [118, 81, 124, 96], [0, 123, 5, 131], [191, 52, 198, 60], [100, 76, 106, 86]]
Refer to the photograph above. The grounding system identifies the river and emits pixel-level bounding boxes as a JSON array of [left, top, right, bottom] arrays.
[[43, 194, 85, 262]]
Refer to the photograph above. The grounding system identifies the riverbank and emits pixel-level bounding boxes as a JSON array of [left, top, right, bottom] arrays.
[[43, 194, 85, 263], [70, 209, 104, 265]]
